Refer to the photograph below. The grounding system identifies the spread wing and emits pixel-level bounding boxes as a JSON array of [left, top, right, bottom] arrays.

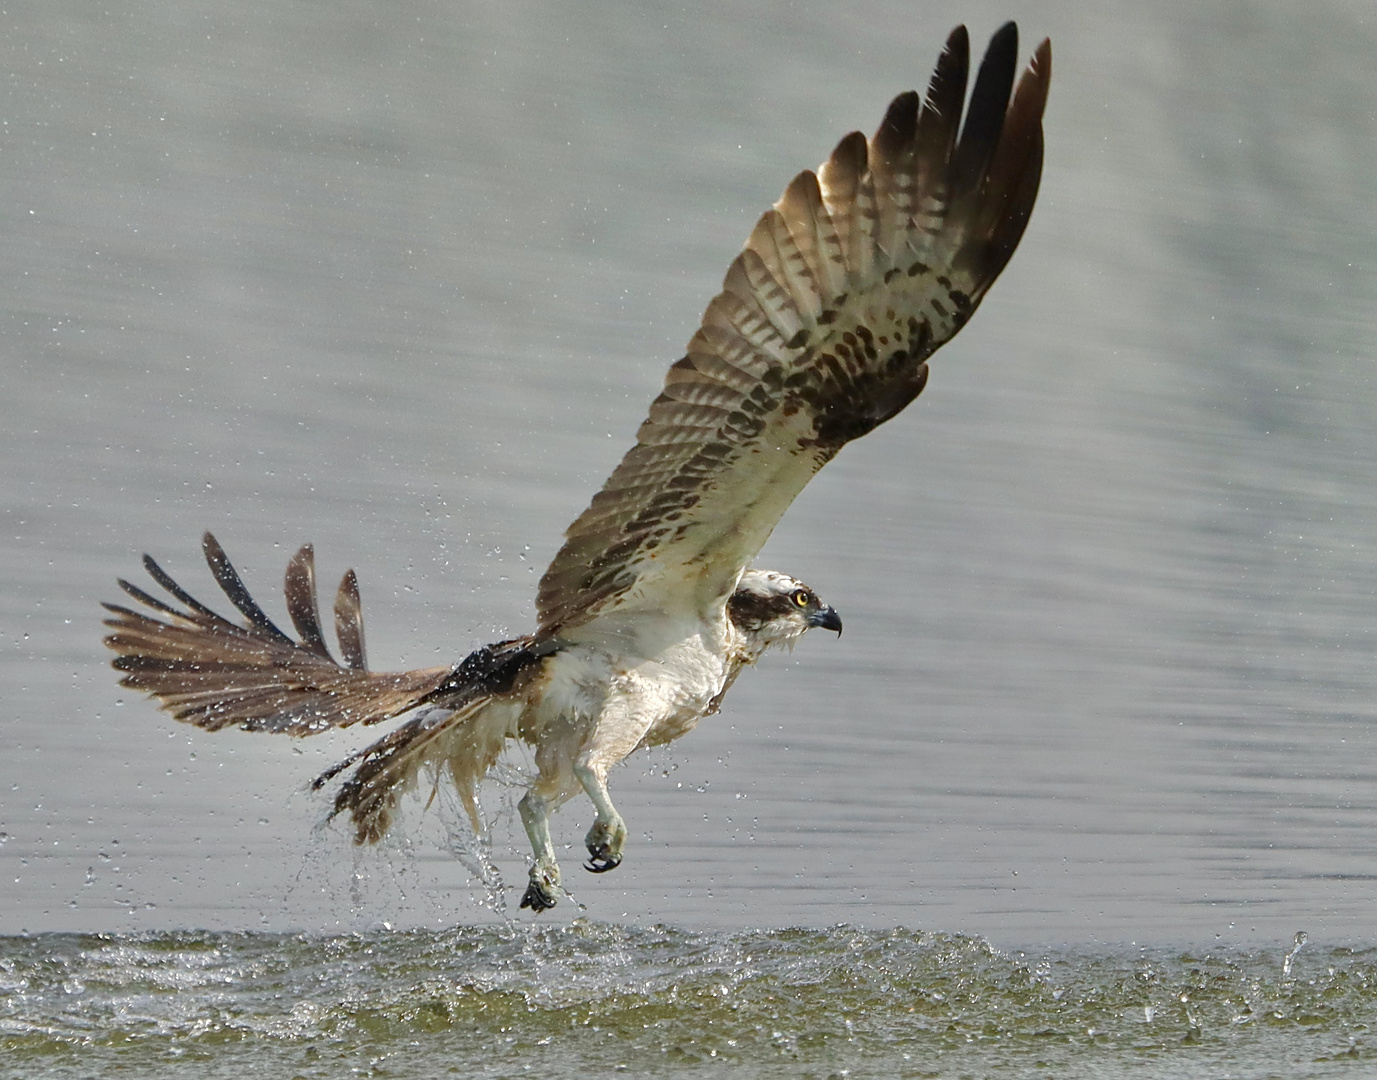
[[102, 532, 455, 735], [537, 24, 1050, 635]]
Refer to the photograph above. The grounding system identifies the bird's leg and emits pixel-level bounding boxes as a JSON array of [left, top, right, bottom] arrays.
[[573, 677, 656, 873], [574, 758, 628, 873], [517, 737, 583, 912], [518, 787, 564, 911], [517, 742, 578, 912]]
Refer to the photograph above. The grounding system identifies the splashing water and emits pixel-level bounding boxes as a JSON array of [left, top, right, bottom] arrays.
[[3, 925, 1375, 1079], [1284, 930, 1308, 978]]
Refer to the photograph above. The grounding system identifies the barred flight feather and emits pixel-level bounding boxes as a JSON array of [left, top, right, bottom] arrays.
[[102, 532, 452, 735], [537, 23, 1050, 636]]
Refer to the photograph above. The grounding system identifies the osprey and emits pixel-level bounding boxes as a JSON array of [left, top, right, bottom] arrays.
[[103, 24, 1050, 912]]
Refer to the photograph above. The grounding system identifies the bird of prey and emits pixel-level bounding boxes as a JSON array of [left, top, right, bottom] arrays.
[[103, 24, 1050, 912]]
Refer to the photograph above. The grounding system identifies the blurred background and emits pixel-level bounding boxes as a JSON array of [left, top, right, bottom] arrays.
[[2, 0, 1374, 950]]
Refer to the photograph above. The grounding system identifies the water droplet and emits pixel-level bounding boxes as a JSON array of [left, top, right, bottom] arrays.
[[1283, 930, 1308, 977]]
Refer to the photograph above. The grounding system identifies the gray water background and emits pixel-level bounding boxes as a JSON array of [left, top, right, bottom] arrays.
[[3, 0, 1375, 950]]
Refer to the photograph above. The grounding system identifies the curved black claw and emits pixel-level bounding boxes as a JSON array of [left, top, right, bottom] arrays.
[[583, 850, 622, 874], [520, 880, 558, 912]]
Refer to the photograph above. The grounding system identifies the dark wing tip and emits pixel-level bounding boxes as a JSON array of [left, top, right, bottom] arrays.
[[284, 543, 333, 659], [959, 30, 1052, 285], [201, 532, 293, 644], [990, 20, 1019, 53], [1030, 37, 1052, 101], [926, 24, 970, 119], [950, 23, 1021, 196], [942, 23, 970, 61], [334, 568, 368, 672], [872, 89, 920, 159]]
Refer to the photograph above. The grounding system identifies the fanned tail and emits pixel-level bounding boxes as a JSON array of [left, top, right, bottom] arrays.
[[314, 638, 546, 843], [314, 701, 489, 843]]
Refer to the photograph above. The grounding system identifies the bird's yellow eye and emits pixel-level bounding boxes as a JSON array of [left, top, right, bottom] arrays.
[[792, 589, 810, 608]]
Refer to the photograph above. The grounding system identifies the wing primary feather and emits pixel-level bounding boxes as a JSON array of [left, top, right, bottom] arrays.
[[963, 38, 1051, 286], [771, 171, 828, 319], [334, 569, 368, 671], [284, 543, 333, 659], [113, 577, 194, 621], [915, 25, 970, 163], [868, 90, 919, 264], [789, 169, 847, 299], [140, 551, 237, 628], [949, 21, 1019, 202], [104, 538, 455, 734], [742, 215, 810, 342], [871, 90, 920, 167], [909, 26, 969, 243], [201, 532, 294, 644], [816, 130, 867, 283]]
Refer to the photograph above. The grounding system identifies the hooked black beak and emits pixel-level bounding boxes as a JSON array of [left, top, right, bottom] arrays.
[[809, 605, 843, 635]]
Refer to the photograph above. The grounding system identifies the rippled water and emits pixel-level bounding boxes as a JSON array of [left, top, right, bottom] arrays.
[[5, 925, 1374, 1078], [4, 0, 1377, 983]]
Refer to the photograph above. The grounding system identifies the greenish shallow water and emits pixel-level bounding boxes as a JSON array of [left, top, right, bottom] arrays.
[[3, 924, 1372, 1078]]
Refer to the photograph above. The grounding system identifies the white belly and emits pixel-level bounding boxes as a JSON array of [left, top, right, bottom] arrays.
[[633, 632, 734, 746], [530, 613, 737, 760]]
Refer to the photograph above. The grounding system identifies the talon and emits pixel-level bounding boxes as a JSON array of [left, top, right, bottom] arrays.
[[583, 814, 626, 874], [583, 850, 622, 874], [520, 879, 558, 911]]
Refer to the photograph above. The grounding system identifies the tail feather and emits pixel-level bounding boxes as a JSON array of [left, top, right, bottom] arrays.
[[318, 699, 505, 843], [317, 637, 545, 843], [102, 532, 454, 735]]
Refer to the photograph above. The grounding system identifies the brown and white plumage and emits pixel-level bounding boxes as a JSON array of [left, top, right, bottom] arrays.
[[103, 24, 1049, 912], [103, 534, 454, 735], [537, 23, 1049, 636], [104, 533, 546, 840]]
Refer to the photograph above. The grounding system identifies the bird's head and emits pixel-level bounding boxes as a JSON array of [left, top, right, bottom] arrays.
[[727, 569, 842, 656]]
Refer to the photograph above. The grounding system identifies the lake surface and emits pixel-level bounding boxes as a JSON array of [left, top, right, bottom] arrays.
[[3, 5, 1377, 1063], [4, 926, 1372, 1079]]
